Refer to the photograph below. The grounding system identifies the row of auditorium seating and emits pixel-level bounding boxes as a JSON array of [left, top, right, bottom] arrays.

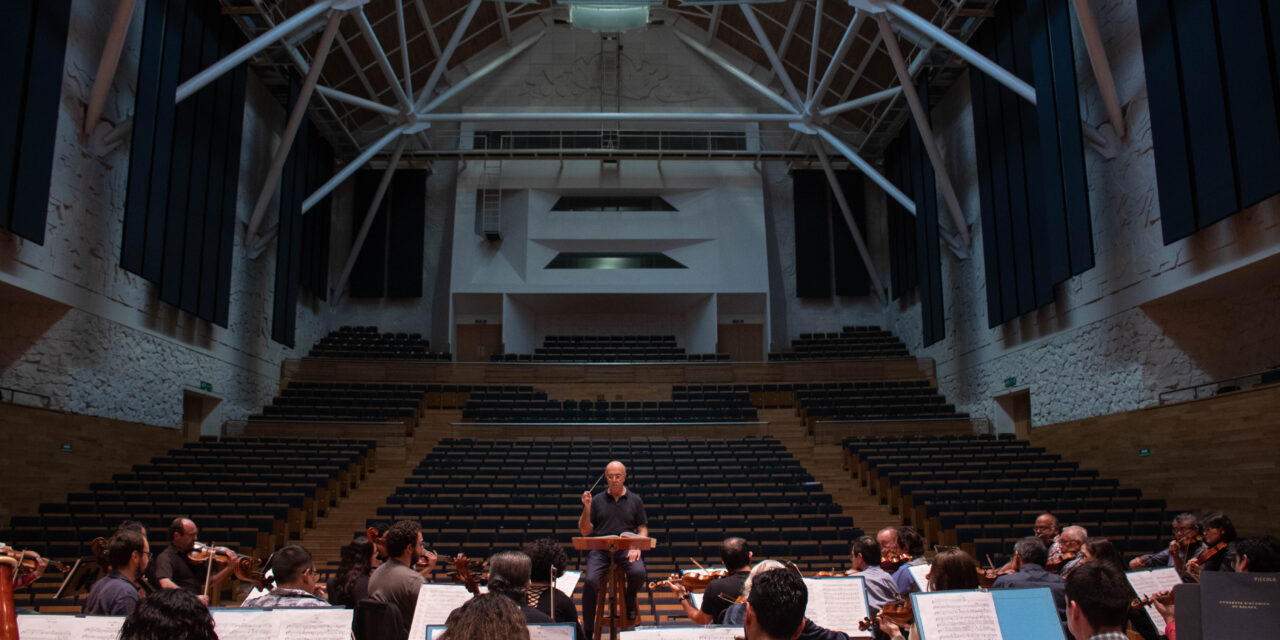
[[308, 325, 451, 360], [842, 435, 1167, 564], [3, 437, 374, 612], [797, 381, 968, 423], [249, 381, 424, 423], [462, 388, 758, 423], [491, 352, 729, 362], [769, 325, 911, 361], [372, 437, 862, 570]]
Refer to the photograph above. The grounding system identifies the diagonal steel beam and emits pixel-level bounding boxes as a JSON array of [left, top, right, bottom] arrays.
[[1070, 0, 1125, 140], [775, 0, 806, 62], [332, 137, 408, 303], [415, 112, 801, 123], [495, 0, 512, 46], [673, 30, 799, 114], [884, 2, 1035, 104], [411, 0, 444, 58], [316, 85, 400, 117], [356, 8, 413, 109], [177, 1, 332, 104], [395, 0, 413, 98], [741, 5, 805, 109], [419, 30, 546, 115], [707, 5, 724, 44], [876, 14, 971, 246], [83, 0, 137, 141], [814, 126, 914, 215], [303, 125, 407, 214], [819, 87, 902, 118], [413, 0, 483, 112], [245, 10, 344, 242], [812, 139, 886, 304], [806, 0, 824, 105], [809, 9, 863, 113]]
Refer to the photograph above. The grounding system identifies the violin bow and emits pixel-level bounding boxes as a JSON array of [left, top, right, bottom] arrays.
[[203, 542, 216, 597], [549, 564, 555, 619]]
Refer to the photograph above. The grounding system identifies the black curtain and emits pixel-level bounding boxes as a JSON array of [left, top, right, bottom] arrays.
[[0, 0, 72, 244], [970, 0, 1093, 328], [1139, 0, 1280, 244], [792, 170, 833, 298], [348, 168, 427, 299], [122, 0, 247, 326]]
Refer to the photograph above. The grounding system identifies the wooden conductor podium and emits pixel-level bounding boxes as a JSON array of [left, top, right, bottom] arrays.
[[573, 535, 655, 640]]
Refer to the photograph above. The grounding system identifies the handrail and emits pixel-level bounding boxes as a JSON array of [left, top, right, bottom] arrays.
[[0, 386, 51, 408], [1157, 367, 1280, 406]]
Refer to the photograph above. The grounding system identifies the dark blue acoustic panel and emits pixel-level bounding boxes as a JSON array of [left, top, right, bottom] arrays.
[[1137, 0, 1197, 244], [350, 169, 391, 299], [1044, 0, 1093, 274], [0, 1, 36, 234], [1216, 1, 1280, 209], [831, 169, 869, 297], [792, 170, 833, 299]]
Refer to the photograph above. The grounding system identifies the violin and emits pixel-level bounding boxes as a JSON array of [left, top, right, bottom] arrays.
[[187, 542, 237, 566], [880, 553, 912, 573], [812, 569, 849, 578], [647, 568, 729, 592], [451, 553, 483, 596], [0, 546, 67, 589], [1045, 551, 1077, 575], [858, 600, 914, 631], [977, 567, 1017, 588], [1184, 541, 1227, 582]]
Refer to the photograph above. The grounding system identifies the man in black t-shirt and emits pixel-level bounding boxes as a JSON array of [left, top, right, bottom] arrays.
[[579, 460, 648, 635], [154, 517, 235, 604], [667, 537, 752, 624]]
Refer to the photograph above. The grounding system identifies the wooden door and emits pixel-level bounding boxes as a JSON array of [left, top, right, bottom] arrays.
[[456, 324, 503, 362], [717, 324, 764, 362]]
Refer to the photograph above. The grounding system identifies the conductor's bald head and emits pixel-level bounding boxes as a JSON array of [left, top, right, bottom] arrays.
[[605, 461, 627, 496]]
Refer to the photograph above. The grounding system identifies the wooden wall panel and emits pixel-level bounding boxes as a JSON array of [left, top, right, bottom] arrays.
[[1028, 385, 1280, 536], [0, 404, 185, 526]]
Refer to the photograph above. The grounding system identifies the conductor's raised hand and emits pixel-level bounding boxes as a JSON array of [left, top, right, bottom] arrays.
[[582, 491, 593, 508]]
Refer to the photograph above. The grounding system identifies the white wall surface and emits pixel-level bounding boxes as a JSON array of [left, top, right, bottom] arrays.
[[0, 0, 325, 430], [882, 0, 1280, 428]]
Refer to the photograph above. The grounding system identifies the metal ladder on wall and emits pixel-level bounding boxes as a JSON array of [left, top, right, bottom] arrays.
[[480, 160, 502, 241], [601, 33, 621, 150]]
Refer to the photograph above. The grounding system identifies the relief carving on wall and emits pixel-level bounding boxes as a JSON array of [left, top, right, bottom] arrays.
[[518, 53, 716, 104]]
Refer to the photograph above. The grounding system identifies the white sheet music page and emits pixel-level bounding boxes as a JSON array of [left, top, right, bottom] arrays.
[[210, 609, 277, 640], [619, 626, 744, 639], [914, 591, 1003, 640], [528, 623, 578, 639], [1125, 567, 1182, 631], [17, 615, 126, 640], [556, 569, 583, 596], [274, 608, 353, 639], [909, 563, 932, 592], [803, 576, 872, 638], [408, 583, 476, 640]]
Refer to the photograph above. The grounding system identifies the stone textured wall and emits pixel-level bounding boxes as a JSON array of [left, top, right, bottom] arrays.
[[0, 0, 327, 429], [883, 0, 1280, 427]]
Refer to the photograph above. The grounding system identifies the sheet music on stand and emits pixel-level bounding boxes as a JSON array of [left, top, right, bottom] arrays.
[[803, 576, 872, 638], [908, 563, 932, 592], [17, 614, 125, 640], [556, 569, 583, 596], [618, 625, 744, 639], [1125, 566, 1182, 631], [53, 556, 102, 599], [210, 608, 353, 640], [408, 583, 476, 640], [910, 587, 1065, 640], [428, 623, 577, 639]]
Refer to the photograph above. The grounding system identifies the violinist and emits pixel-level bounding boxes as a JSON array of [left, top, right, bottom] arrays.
[[1064, 562, 1131, 640], [889, 527, 928, 597], [524, 538, 584, 640], [989, 537, 1067, 623], [84, 529, 150, 616], [487, 551, 557, 626], [736, 564, 851, 640], [847, 536, 897, 615], [667, 537, 752, 624], [241, 545, 329, 608], [1183, 511, 1237, 579], [1050, 526, 1088, 577], [155, 518, 234, 604], [1129, 513, 1204, 570], [369, 520, 433, 637]]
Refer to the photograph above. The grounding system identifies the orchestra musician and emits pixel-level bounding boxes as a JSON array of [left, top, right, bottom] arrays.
[[1064, 562, 1131, 640], [989, 537, 1067, 623], [1129, 513, 1204, 570], [369, 520, 435, 637], [846, 536, 897, 615], [487, 551, 556, 626], [1051, 526, 1088, 577], [889, 527, 927, 597], [239, 545, 329, 608], [1183, 512, 1236, 578], [155, 518, 234, 605], [665, 537, 752, 624], [733, 563, 850, 640], [579, 460, 648, 633], [523, 537, 582, 636], [83, 528, 150, 616]]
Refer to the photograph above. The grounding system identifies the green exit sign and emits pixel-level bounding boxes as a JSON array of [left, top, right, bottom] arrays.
[[1139, 448, 1151, 457], [199, 381, 213, 392], [1004, 377, 1017, 388], [60, 443, 72, 453]]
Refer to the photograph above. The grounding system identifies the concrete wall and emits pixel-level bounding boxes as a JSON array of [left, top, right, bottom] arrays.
[[882, 0, 1280, 428], [0, 0, 327, 430]]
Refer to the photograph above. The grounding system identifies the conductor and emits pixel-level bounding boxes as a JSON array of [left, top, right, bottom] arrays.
[[579, 460, 649, 635]]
